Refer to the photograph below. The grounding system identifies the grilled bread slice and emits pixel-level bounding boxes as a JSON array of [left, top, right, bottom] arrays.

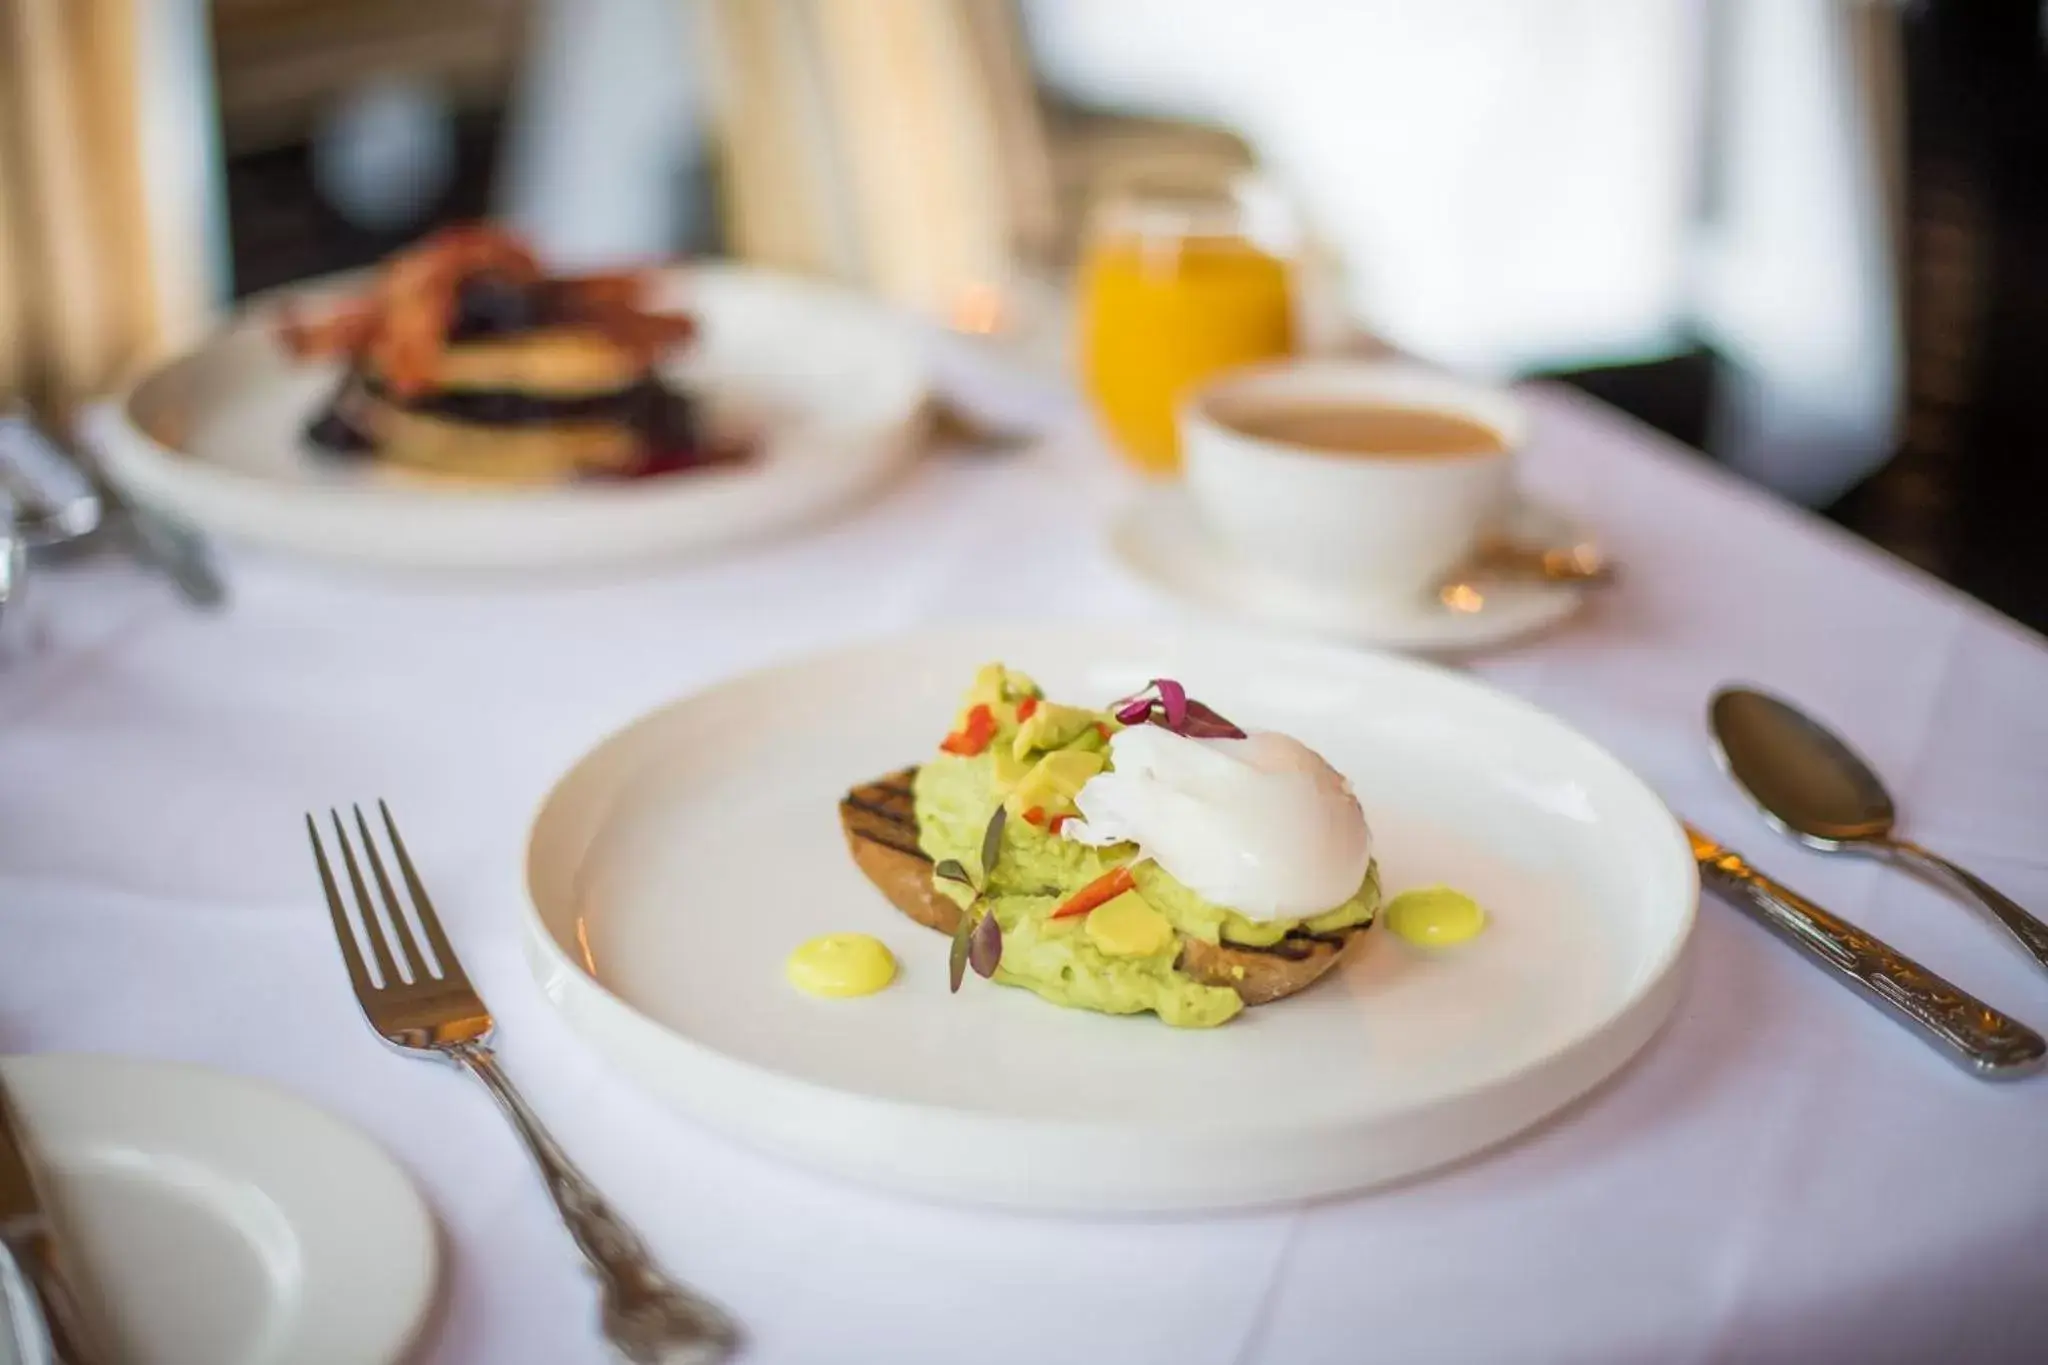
[[839, 768, 1371, 1007]]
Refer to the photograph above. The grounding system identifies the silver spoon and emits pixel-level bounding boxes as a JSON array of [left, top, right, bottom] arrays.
[[1435, 539, 1615, 612], [1710, 686, 2048, 974]]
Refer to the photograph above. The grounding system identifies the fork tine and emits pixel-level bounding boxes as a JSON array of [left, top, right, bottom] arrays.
[[307, 813, 376, 1000], [379, 799, 467, 984], [331, 809, 400, 990], [354, 804, 430, 982]]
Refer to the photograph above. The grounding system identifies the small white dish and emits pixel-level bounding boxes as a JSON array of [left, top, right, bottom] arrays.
[[523, 624, 1695, 1213], [0, 1055, 435, 1365], [84, 265, 929, 573], [1111, 484, 1590, 653]]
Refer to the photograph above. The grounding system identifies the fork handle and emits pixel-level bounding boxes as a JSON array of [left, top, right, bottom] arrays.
[[448, 1043, 740, 1365]]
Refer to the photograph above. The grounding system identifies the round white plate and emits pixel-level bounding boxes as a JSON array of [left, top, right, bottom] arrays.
[[85, 265, 929, 572], [523, 625, 1696, 1213], [0, 1055, 435, 1365], [1111, 485, 1590, 653]]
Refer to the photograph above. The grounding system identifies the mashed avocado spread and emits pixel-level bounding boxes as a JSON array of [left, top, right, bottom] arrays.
[[913, 664, 1380, 1028]]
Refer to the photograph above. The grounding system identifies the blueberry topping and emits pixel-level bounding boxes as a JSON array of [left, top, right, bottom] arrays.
[[307, 407, 374, 455], [450, 273, 539, 339]]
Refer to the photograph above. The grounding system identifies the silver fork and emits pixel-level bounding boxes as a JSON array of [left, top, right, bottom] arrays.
[[307, 802, 740, 1365]]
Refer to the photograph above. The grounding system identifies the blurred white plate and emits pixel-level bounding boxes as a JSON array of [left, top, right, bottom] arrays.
[[85, 266, 929, 572], [523, 624, 1695, 1213], [0, 1055, 434, 1365], [1111, 485, 1590, 653]]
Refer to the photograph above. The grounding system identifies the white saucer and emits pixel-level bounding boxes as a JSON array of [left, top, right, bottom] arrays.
[[1110, 485, 1590, 652], [523, 624, 1695, 1213], [0, 1055, 435, 1365]]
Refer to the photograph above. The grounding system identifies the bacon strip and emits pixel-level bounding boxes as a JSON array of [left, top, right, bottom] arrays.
[[272, 223, 695, 396]]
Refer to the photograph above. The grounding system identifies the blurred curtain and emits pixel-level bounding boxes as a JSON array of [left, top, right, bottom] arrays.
[[1695, 0, 1903, 506], [0, 0, 223, 416], [496, 0, 701, 268], [705, 0, 1044, 324]]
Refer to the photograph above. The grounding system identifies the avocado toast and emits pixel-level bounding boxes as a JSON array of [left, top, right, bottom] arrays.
[[839, 665, 1379, 1027]]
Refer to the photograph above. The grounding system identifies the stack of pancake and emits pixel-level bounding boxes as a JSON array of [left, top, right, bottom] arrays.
[[281, 225, 724, 486]]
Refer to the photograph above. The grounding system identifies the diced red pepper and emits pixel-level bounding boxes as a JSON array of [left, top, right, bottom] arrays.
[[940, 704, 997, 756], [1049, 814, 1074, 835], [1022, 806, 1047, 827], [1051, 866, 1136, 920], [1094, 722, 1111, 742], [1016, 696, 1039, 722]]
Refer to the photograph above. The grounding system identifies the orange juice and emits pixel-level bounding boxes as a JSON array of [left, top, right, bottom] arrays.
[[1080, 231, 1295, 474]]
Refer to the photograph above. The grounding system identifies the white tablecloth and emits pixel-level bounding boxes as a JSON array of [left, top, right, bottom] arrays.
[[5, 368, 2046, 1365]]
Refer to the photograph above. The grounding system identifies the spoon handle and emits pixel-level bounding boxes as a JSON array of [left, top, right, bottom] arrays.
[[1888, 841, 2048, 972]]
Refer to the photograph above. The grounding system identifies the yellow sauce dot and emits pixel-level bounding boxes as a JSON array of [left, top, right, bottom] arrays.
[[1384, 887, 1487, 947], [787, 933, 897, 998], [1085, 890, 1174, 957]]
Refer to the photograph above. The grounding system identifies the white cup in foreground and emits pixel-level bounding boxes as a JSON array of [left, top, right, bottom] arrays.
[[1180, 361, 1525, 602]]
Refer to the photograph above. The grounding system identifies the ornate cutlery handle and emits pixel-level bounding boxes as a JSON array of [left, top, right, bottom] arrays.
[[1698, 850, 2045, 1077], [1887, 839, 2048, 973], [449, 1043, 740, 1364]]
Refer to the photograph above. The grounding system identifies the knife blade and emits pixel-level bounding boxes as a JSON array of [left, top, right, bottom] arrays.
[[1687, 823, 2045, 1079], [116, 500, 225, 610], [0, 1075, 109, 1364], [66, 403, 225, 610]]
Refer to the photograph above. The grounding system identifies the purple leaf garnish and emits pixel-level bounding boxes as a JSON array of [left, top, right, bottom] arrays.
[[968, 908, 1003, 978], [949, 909, 974, 992], [1151, 678, 1188, 729], [980, 805, 1008, 880], [945, 808, 1010, 995], [1107, 680, 1246, 739], [1178, 700, 1247, 739]]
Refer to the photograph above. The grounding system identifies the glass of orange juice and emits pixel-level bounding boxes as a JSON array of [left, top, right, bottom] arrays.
[[1078, 179, 1297, 475]]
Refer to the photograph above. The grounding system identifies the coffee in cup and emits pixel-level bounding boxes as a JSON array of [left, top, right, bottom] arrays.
[[1179, 361, 1523, 601]]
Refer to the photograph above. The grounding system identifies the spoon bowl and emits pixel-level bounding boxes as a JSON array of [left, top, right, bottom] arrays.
[[1708, 688, 1897, 850], [1709, 685, 2048, 974]]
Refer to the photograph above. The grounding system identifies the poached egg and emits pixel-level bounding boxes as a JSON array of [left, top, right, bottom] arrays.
[[1062, 725, 1371, 921]]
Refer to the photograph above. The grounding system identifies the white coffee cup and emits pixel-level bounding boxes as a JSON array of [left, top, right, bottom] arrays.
[[1180, 360, 1524, 602]]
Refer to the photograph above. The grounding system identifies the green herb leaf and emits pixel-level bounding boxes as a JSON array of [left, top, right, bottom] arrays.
[[934, 859, 973, 887], [980, 805, 1008, 881], [948, 905, 975, 992]]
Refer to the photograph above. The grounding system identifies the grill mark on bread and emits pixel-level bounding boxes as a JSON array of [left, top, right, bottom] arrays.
[[842, 793, 918, 825], [1223, 921, 1373, 960], [841, 772, 924, 864], [846, 828, 928, 862], [838, 794, 928, 863]]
